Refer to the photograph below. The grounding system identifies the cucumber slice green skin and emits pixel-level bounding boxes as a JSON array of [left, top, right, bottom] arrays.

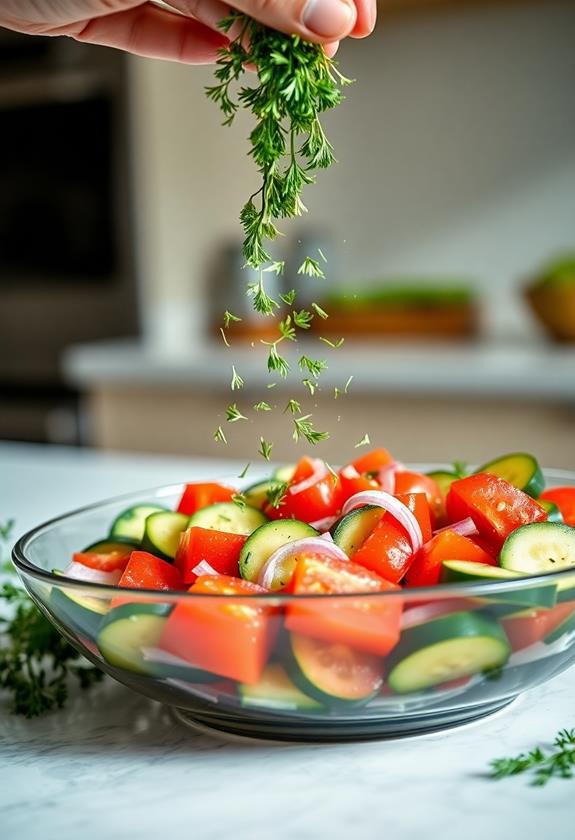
[[537, 500, 564, 524], [500, 522, 575, 576], [239, 520, 318, 584], [188, 502, 267, 536], [110, 505, 169, 543], [475, 452, 544, 498], [274, 465, 296, 483], [83, 538, 139, 553], [440, 560, 558, 609], [387, 611, 511, 694], [543, 608, 575, 645], [285, 633, 384, 708], [239, 663, 322, 711], [50, 587, 109, 640], [97, 603, 172, 674], [426, 471, 459, 496], [243, 479, 283, 511], [331, 505, 385, 557], [141, 511, 189, 561]]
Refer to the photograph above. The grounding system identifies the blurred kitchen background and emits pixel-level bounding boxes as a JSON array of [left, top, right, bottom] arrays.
[[1, 0, 574, 468]]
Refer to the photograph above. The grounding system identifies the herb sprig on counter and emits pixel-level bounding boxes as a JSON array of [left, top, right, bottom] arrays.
[[0, 520, 103, 717], [490, 729, 575, 786]]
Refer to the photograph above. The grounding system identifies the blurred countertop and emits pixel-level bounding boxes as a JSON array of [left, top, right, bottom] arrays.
[[63, 338, 575, 401]]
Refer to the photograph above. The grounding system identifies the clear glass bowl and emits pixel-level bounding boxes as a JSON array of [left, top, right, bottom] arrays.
[[12, 470, 575, 742]]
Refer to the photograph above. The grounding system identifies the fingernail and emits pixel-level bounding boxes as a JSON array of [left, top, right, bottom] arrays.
[[303, 0, 355, 39]]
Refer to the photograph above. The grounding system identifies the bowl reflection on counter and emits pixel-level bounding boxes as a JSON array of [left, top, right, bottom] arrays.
[[12, 472, 575, 742]]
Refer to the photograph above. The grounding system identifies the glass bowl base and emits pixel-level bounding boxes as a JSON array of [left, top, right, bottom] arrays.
[[172, 697, 518, 743]]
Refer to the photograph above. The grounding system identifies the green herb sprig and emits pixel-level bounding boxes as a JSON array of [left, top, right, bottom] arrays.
[[491, 729, 575, 785], [207, 13, 352, 268]]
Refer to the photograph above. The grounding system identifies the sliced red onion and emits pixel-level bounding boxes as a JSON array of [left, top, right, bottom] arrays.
[[433, 517, 478, 538], [341, 490, 423, 553], [340, 465, 360, 479], [62, 561, 122, 586], [191, 560, 220, 577], [258, 537, 349, 591], [309, 515, 338, 532], [290, 458, 328, 495], [319, 531, 334, 543], [377, 464, 397, 494]]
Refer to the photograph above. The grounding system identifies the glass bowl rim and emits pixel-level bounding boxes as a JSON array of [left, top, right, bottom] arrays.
[[11, 471, 575, 604]]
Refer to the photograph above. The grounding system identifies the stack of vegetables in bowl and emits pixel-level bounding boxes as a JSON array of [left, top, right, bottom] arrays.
[[13, 449, 575, 739]]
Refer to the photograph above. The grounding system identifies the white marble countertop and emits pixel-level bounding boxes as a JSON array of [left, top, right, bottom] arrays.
[[1, 442, 575, 840], [63, 338, 575, 401]]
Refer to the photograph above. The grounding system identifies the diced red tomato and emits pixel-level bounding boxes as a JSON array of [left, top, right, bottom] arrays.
[[446, 473, 546, 548], [405, 530, 495, 588], [159, 575, 277, 684], [395, 492, 433, 545], [351, 514, 414, 584], [339, 465, 379, 503], [393, 471, 444, 526], [539, 487, 575, 527], [118, 551, 184, 592], [502, 603, 575, 652], [176, 482, 236, 516], [73, 550, 130, 573], [285, 554, 402, 656], [175, 527, 246, 583], [467, 535, 499, 564], [266, 456, 343, 523], [351, 447, 395, 475]]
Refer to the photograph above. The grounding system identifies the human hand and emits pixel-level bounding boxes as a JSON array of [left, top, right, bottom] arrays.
[[0, 1, 376, 64]]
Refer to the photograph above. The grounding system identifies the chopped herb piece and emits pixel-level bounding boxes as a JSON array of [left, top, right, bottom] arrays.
[[223, 310, 242, 328], [214, 426, 228, 444], [263, 260, 285, 276], [266, 482, 288, 509], [303, 379, 318, 396], [284, 399, 302, 415], [232, 493, 247, 510], [254, 401, 272, 412], [299, 355, 328, 378], [320, 336, 345, 349], [312, 302, 329, 320], [293, 309, 314, 330], [226, 403, 248, 423], [279, 316, 296, 342], [238, 463, 251, 479], [293, 415, 330, 445], [259, 438, 273, 461], [298, 256, 326, 279], [355, 434, 371, 448], [220, 327, 231, 348], [231, 365, 244, 391], [280, 289, 297, 306], [247, 276, 280, 316], [268, 344, 290, 378]]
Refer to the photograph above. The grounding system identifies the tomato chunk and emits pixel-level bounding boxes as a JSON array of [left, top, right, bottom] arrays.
[[446, 473, 546, 548], [118, 550, 184, 592], [339, 465, 379, 503], [285, 554, 402, 656], [159, 576, 277, 684], [405, 530, 495, 588], [502, 603, 575, 652], [175, 527, 246, 584], [539, 487, 575, 526], [351, 447, 395, 475], [395, 492, 433, 545], [176, 482, 236, 516], [351, 515, 414, 584], [266, 456, 343, 523], [394, 471, 444, 526], [73, 550, 130, 573]]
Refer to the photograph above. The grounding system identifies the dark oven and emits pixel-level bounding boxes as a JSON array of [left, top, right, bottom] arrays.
[[0, 29, 139, 443]]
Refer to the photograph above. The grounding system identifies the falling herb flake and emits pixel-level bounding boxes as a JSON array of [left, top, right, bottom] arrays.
[[280, 290, 297, 306], [312, 302, 329, 320], [223, 310, 242, 328], [214, 426, 228, 444], [238, 463, 251, 479], [320, 336, 345, 349], [345, 375, 354, 393], [303, 379, 318, 396], [293, 415, 330, 445], [267, 383, 277, 390], [317, 248, 328, 264], [268, 344, 290, 378], [247, 276, 279, 316], [298, 257, 326, 279], [226, 403, 248, 423], [278, 315, 297, 342], [254, 401, 272, 412], [284, 399, 302, 415], [259, 438, 273, 461], [299, 355, 328, 378], [263, 260, 285, 276], [355, 434, 371, 449], [293, 309, 314, 330], [231, 366, 244, 391], [220, 328, 231, 348]]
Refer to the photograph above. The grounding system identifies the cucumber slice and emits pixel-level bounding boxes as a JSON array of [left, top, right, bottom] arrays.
[[544, 608, 575, 645], [426, 470, 459, 496], [239, 663, 322, 711], [83, 538, 139, 553], [141, 511, 189, 561], [388, 611, 511, 694], [537, 500, 564, 524], [475, 452, 544, 498], [244, 479, 283, 511], [331, 505, 385, 557], [274, 464, 296, 483], [97, 603, 171, 674], [110, 504, 168, 543], [440, 560, 557, 609], [188, 502, 267, 536], [239, 519, 318, 584], [286, 633, 384, 707], [500, 522, 575, 576], [50, 587, 109, 639], [140, 648, 219, 683]]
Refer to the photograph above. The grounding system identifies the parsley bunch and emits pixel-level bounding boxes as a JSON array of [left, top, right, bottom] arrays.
[[206, 13, 352, 268], [0, 521, 103, 717], [491, 728, 575, 786]]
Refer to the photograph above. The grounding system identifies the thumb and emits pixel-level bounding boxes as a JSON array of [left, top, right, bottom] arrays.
[[227, 0, 357, 42]]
